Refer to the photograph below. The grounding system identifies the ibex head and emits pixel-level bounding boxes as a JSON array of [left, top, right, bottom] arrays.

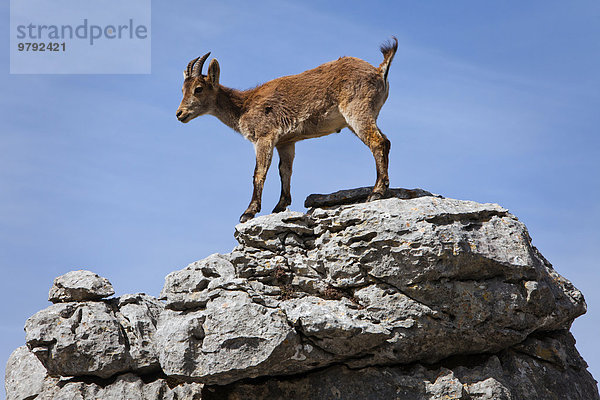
[[176, 52, 220, 123]]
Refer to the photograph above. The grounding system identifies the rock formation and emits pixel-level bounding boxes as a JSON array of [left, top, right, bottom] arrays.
[[5, 189, 599, 399]]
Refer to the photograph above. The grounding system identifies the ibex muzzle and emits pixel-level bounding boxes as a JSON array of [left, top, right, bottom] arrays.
[[177, 38, 398, 223]]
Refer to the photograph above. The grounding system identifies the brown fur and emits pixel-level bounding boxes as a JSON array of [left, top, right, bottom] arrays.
[[176, 38, 398, 223]]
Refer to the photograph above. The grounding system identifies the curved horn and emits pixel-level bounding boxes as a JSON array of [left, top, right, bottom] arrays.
[[192, 52, 211, 77], [185, 56, 200, 78]]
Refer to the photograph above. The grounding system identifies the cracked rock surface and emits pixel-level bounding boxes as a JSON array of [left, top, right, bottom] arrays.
[[6, 347, 203, 400], [25, 293, 163, 378], [205, 331, 598, 400], [156, 196, 589, 384], [5, 190, 599, 399], [48, 269, 114, 303]]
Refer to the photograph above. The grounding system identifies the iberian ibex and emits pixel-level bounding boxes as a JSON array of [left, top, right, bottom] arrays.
[[176, 38, 398, 223]]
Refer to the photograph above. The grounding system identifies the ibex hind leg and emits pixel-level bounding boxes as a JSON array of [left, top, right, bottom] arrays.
[[344, 115, 391, 201], [273, 142, 295, 213]]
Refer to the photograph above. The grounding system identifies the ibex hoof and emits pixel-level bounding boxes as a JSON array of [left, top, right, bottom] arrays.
[[272, 204, 289, 213], [239, 212, 255, 223], [367, 192, 384, 202]]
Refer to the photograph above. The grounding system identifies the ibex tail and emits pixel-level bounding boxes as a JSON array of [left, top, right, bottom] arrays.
[[378, 36, 398, 82]]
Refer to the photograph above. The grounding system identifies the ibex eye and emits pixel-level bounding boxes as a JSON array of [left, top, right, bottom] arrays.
[[194, 87, 203, 95]]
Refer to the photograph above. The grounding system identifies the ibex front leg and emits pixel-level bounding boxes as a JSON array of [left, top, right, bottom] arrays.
[[273, 142, 295, 213], [240, 137, 275, 223]]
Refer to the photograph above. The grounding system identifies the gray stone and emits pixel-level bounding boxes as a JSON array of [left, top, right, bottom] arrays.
[[304, 186, 439, 208], [152, 195, 591, 386], [25, 293, 163, 379], [233, 210, 314, 253], [235, 197, 585, 367], [25, 301, 127, 378], [35, 374, 203, 400], [6, 190, 598, 398], [155, 290, 331, 385], [9, 332, 597, 399], [4, 347, 203, 400], [5, 346, 47, 400], [281, 296, 391, 356], [205, 331, 599, 400], [48, 270, 114, 303], [115, 293, 164, 372], [159, 254, 236, 310]]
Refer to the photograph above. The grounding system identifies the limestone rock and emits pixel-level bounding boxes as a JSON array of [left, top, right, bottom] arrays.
[[7, 332, 598, 399], [4, 347, 203, 400], [205, 331, 599, 400], [25, 293, 163, 378], [48, 269, 114, 303], [281, 296, 391, 356], [35, 374, 203, 400], [6, 190, 598, 399], [154, 196, 588, 384], [155, 290, 332, 385], [5, 346, 47, 400], [115, 293, 164, 372], [159, 254, 236, 310]]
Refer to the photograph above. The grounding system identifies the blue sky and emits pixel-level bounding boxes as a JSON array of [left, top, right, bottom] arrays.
[[1, 0, 599, 393]]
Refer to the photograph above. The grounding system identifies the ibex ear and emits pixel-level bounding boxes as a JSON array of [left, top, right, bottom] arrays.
[[208, 59, 220, 86]]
